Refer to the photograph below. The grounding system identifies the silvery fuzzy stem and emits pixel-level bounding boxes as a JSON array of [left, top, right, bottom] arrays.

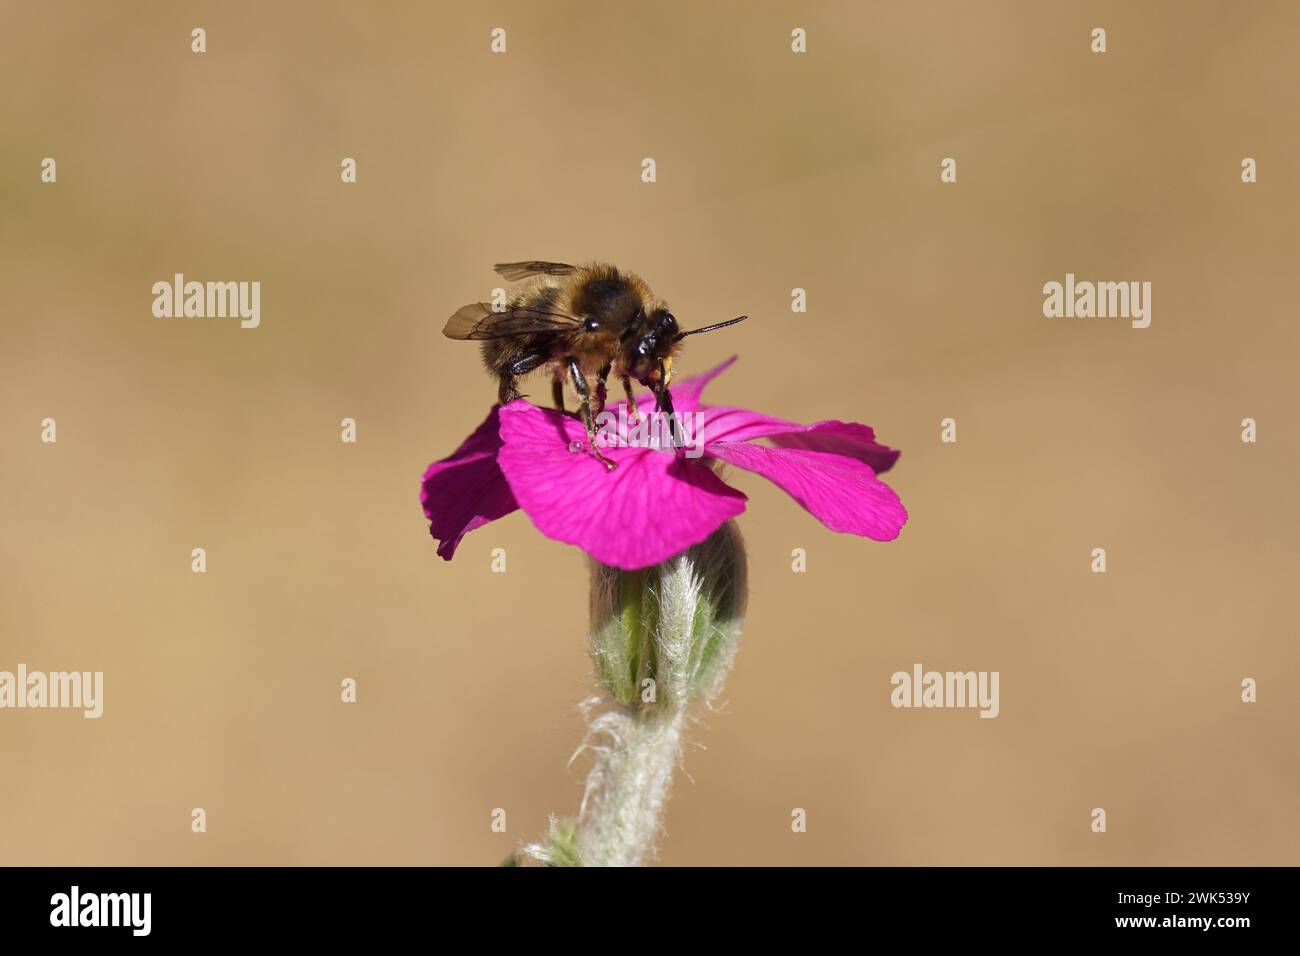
[[572, 704, 688, 867], [579, 521, 748, 866], [522, 521, 747, 867]]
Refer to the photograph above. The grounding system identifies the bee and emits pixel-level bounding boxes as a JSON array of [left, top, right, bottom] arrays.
[[444, 260, 746, 470]]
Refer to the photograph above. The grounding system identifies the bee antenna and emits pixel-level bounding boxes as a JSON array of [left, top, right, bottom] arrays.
[[672, 315, 748, 342]]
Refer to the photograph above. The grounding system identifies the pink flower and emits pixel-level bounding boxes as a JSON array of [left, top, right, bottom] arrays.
[[420, 357, 906, 570]]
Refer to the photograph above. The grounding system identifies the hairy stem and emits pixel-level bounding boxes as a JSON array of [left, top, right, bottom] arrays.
[[575, 708, 688, 867], [537, 521, 748, 867]]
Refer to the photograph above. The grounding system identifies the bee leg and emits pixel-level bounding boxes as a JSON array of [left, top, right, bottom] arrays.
[[658, 383, 687, 454], [653, 357, 675, 411], [568, 357, 616, 471], [501, 352, 547, 406], [551, 378, 565, 415], [498, 377, 520, 405], [652, 359, 685, 451], [622, 375, 641, 423], [594, 361, 612, 416]]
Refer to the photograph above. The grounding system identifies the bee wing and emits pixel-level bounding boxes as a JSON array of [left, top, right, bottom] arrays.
[[493, 261, 577, 282], [443, 302, 584, 340]]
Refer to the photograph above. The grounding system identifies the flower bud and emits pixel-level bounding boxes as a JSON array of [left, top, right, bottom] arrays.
[[589, 521, 747, 710]]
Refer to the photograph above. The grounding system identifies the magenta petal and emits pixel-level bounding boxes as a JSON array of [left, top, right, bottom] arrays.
[[698, 405, 804, 444], [764, 420, 901, 475], [420, 406, 519, 560], [707, 442, 907, 541], [700, 407, 900, 475], [496, 401, 747, 569]]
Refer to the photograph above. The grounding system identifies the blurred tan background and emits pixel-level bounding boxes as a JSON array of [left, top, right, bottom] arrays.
[[2, 1, 1297, 865]]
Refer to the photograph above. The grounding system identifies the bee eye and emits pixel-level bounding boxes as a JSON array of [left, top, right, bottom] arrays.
[[636, 341, 650, 356], [583, 318, 601, 333], [660, 312, 678, 333]]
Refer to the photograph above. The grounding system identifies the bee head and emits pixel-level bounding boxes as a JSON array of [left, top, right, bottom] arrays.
[[622, 308, 678, 383]]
